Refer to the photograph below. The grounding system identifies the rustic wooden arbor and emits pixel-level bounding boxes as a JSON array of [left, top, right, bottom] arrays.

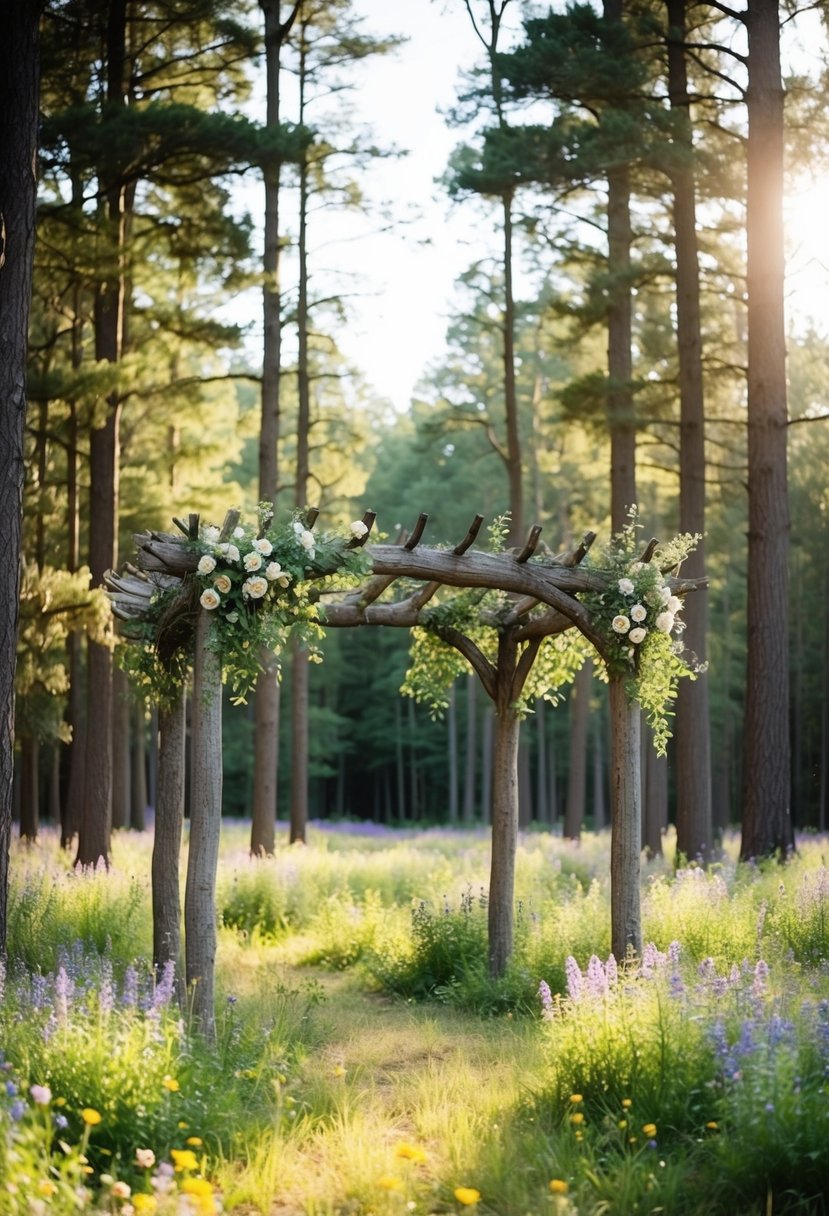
[[108, 508, 704, 1036]]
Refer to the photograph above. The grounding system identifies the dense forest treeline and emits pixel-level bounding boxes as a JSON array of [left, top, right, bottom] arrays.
[[6, 0, 829, 878]]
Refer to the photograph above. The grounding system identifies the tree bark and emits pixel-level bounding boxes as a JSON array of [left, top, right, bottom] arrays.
[[609, 676, 642, 960], [463, 673, 477, 822], [0, 0, 41, 953], [488, 700, 521, 978], [184, 611, 222, 1039], [153, 690, 185, 993], [289, 641, 309, 842], [667, 0, 713, 864], [642, 721, 666, 859], [112, 665, 131, 831], [740, 0, 792, 859], [130, 696, 147, 831]]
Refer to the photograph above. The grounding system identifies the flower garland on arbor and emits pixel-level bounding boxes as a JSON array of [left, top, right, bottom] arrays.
[[120, 506, 371, 704], [581, 518, 703, 753]]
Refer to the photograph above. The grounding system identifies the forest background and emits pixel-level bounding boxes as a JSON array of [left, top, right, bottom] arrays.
[[5, 0, 829, 885]]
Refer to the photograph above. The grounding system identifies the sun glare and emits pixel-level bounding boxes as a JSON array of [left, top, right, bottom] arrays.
[[784, 173, 829, 328]]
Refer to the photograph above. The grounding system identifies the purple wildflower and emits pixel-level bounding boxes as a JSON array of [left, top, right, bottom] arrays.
[[752, 960, 770, 1000], [586, 955, 608, 997], [538, 980, 554, 1021], [122, 965, 138, 1008], [565, 956, 584, 1003], [10, 1100, 25, 1121], [153, 960, 176, 1009], [55, 966, 74, 1022]]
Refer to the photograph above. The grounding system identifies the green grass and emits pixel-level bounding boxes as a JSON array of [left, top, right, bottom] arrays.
[[3, 823, 829, 1214]]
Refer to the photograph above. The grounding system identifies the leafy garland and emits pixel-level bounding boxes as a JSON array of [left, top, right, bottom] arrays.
[[120, 506, 371, 705], [580, 517, 703, 753]]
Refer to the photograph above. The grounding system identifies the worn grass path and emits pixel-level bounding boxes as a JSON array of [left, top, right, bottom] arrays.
[[221, 964, 547, 1216]]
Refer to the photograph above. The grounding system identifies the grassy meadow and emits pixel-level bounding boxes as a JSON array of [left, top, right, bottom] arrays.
[[3, 821, 829, 1215]]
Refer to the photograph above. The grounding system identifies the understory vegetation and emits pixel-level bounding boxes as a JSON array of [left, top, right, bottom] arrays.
[[3, 823, 829, 1215]]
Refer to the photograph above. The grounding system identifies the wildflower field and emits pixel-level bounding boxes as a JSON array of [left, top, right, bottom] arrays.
[[3, 823, 829, 1216]]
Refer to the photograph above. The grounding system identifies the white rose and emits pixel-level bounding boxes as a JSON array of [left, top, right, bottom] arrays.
[[667, 595, 682, 614], [660, 585, 673, 604], [630, 603, 647, 623], [350, 520, 368, 538], [253, 537, 273, 556], [243, 576, 268, 600], [199, 588, 220, 610], [221, 544, 240, 564], [243, 550, 263, 571], [656, 611, 675, 633], [629, 627, 647, 644], [197, 554, 216, 575], [201, 525, 220, 544], [265, 561, 282, 581], [618, 578, 635, 595], [213, 574, 232, 594], [612, 614, 631, 634], [233, 526, 245, 539], [299, 529, 315, 551], [293, 521, 304, 535]]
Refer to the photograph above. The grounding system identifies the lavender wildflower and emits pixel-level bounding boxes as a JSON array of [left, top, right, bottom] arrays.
[[565, 956, 583, 1003], [122, 965, 138, 1008], [54, 966, 73, 1022], [152, 959, 176, 1009], [538, 980, 554, 1021], [586, 955, 609, 997], [752, 959, 770, 1000]]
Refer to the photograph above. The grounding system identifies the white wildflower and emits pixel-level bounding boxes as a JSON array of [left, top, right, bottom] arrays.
[[201, 525, 220, 544]]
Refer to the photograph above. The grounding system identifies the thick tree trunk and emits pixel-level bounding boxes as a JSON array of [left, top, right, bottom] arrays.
[[0, 0, 40, 953], [488, 706, 521, 978], [564, 660, 591, 840], [251, 664, 279, 854], [740, 0, 792, 859], [667, 0, 713, 864], [62, 630, 85, 848], [609, 676, 642, 960], [153, 690, 185, 992], [185, 611, 222, 1038]]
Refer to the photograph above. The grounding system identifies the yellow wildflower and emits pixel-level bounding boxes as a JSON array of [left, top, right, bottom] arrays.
[[549, 1179, 569, 1195], [395, 1143, 427, 1164], [181, 1178, 213, 1198], [331, 1065, 346, 1077], [377, 1175, 403, 1191], [569, 1112, 584, 1125], [569, 1094, 583, 1104], [642, 1123, 657, 1138], [454, 1186, 481, 1206], [81, 1108, 102, 1126], [38, 1181, 58, 1197], [162, 1076, 180, 1093], [171, 1149, 199, 1172], [621, 1098, 632, 1109], [185, 1137, 203, 1147], [706, 1121, 719, 1131], [132, 1196, 158, 1214]]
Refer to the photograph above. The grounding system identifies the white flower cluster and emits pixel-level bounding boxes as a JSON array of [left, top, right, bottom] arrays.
[[610, 577, 684, 650], [196, 525, 293, 614]]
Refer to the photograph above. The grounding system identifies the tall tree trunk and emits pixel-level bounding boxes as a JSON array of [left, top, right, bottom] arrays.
[[130, 696, 147, 831], [604, 1, 636, 531], [153, 690, 185, 993], [185, 611, 222, 1039], [289, 639, 309, 842], [564, 660, 591, 840], [740, 0, 792, 859], [77, 0, 128, 869], [667, 0, 713, 864], [111, 665, 130, 831], [62, 400, 84, 848], [0, 0, 41, 952], [609, 676, 642, 960], [289, 24, 312, 845], [518, 741, 532, 827], [395, 695, 405, 819], [535, 697, 548, 824], [592, 709, 606, 830], [502, 190, 524, 545], [251, 0, 299, 857]]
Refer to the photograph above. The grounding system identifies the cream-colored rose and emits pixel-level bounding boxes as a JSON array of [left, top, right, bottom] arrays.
[[213, 574, 232, 594], [243, 550, 263, 571], [612, 615, 631, 634], [199, 588, 220, 610], [265, 561, 282, 581], [629, 627, 647, 644], [197, 554, 216, 575], [243, 576, 268, 600], [630, 603, 647, 623], [253, 537, 273, 556]]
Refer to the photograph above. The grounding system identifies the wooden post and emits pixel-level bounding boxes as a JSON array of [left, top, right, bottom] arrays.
[[184, 609, 222, 1038], [609, 676, 642, 960]]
